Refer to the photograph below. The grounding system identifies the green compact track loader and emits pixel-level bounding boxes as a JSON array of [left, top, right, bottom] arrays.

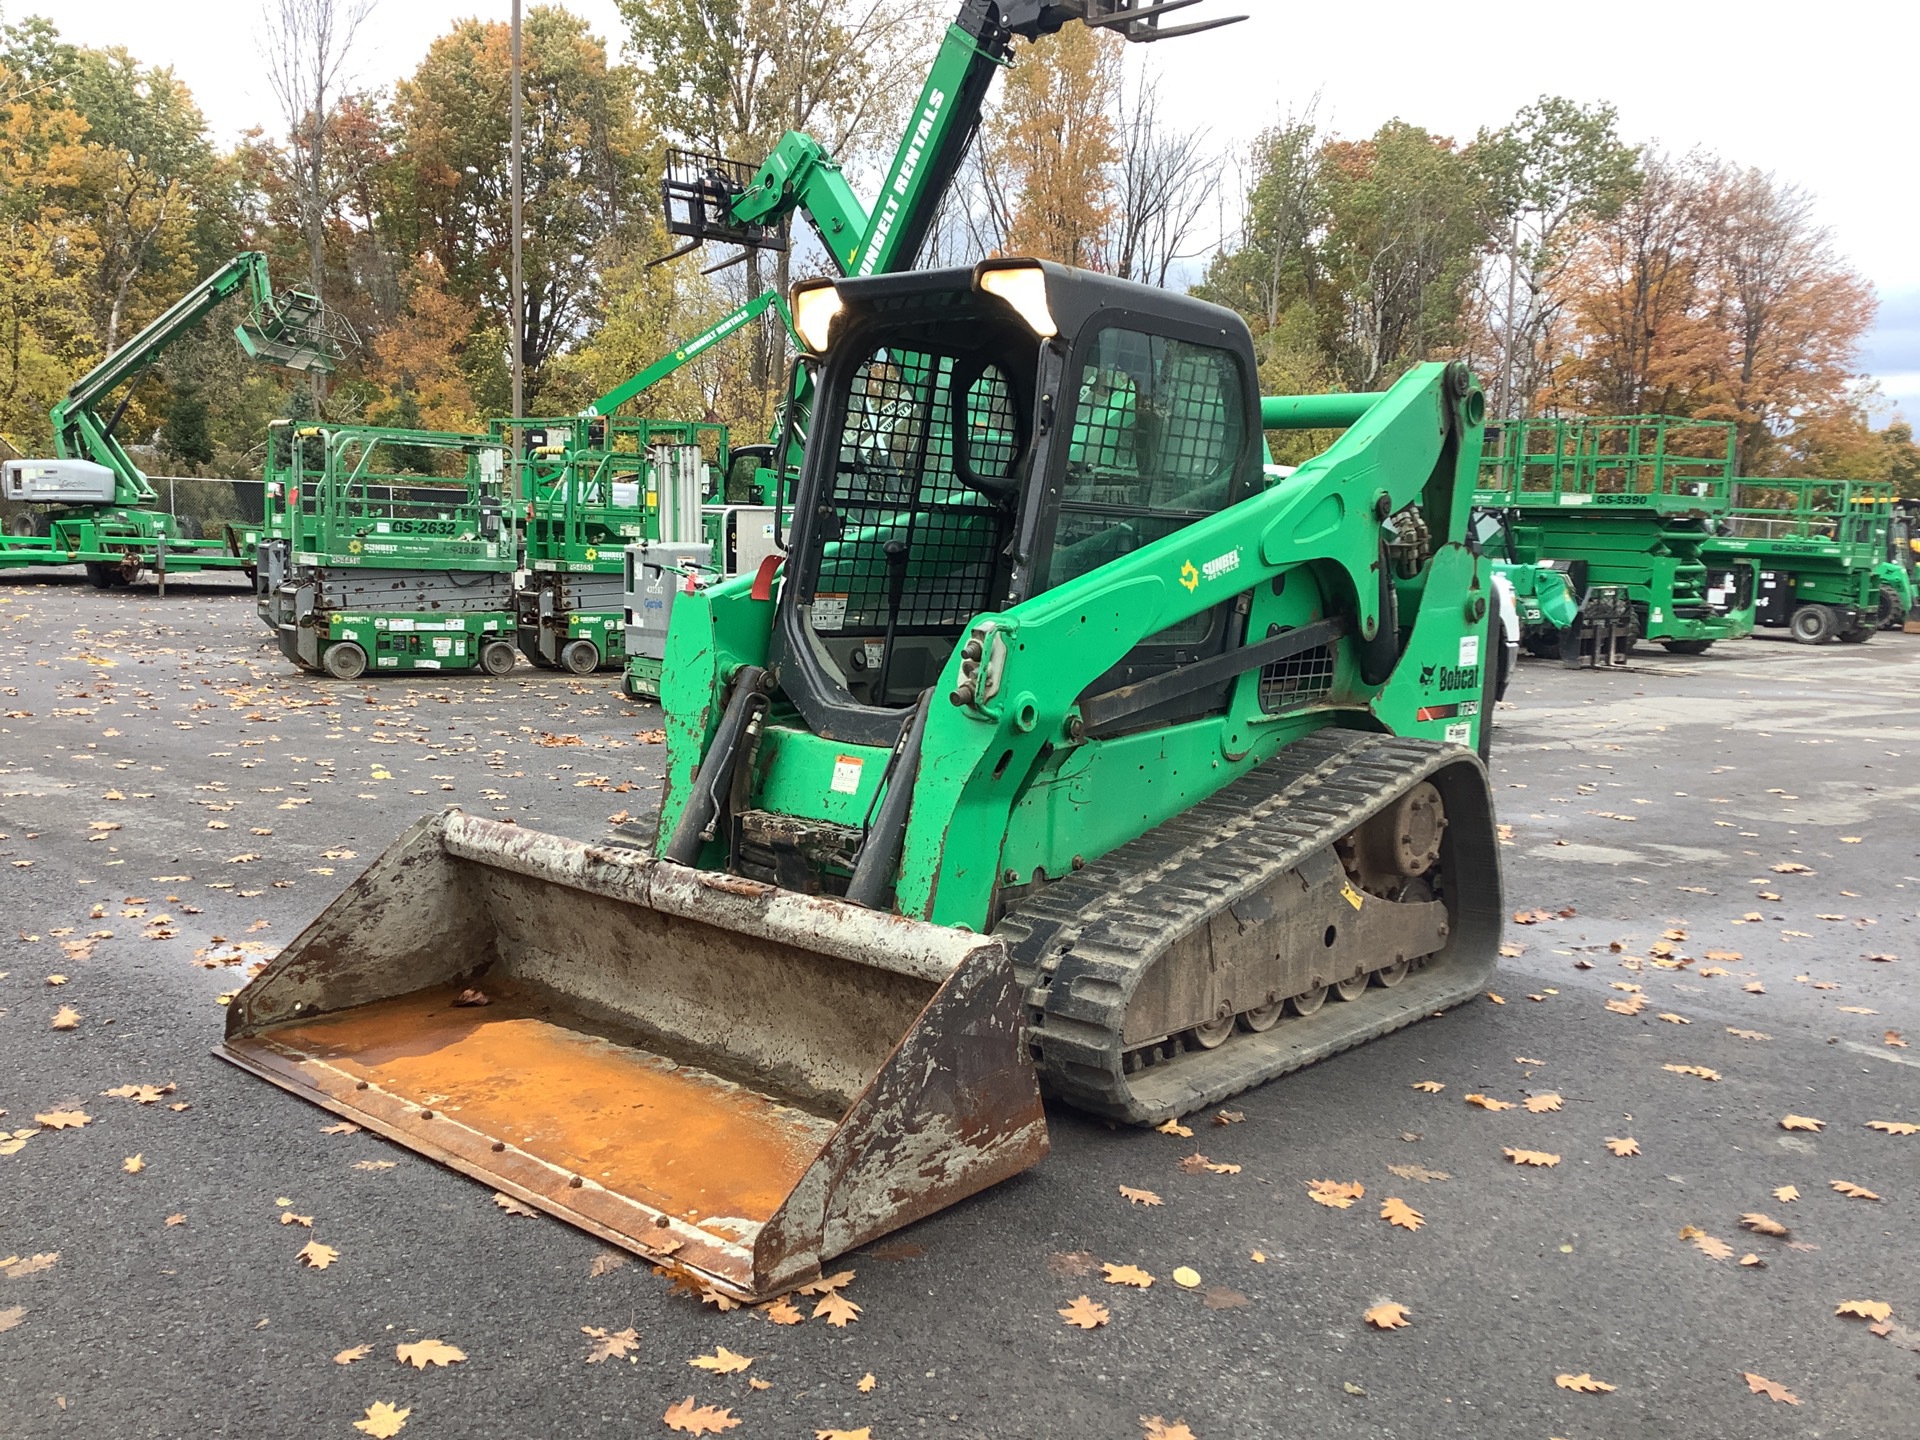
[[220, 261, 1504, 1301]]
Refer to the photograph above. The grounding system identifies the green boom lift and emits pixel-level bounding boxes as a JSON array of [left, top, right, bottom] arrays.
[[1702, 477, 1912, 643], [1475, 414, 1756, 657], [0, 251, 347, 587], [220, 254, 1505, 1300]]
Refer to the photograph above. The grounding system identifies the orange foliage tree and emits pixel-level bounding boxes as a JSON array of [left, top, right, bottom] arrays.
[[993, 24, 1120, 269]]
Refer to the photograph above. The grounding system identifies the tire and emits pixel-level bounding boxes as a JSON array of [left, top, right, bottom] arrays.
[[479, 639, 518, 676], [560, 638, 600, 676], [6, 511, 42, 538], [322, 642, 368, 680], [1662, 639, 1714, 655], [1789, 603, 1837, 644], [170, 514, 202, 541], [1878, 584, 1904, 631], [1476, 621, 1499, 764], [84, 562, 115, 589], [1838, 624, 1873, 645]]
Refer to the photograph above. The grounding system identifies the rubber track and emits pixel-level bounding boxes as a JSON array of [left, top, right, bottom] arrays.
[[995, 728, 1503, 1124]]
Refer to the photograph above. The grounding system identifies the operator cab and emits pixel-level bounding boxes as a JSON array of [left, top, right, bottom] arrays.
[[771, 260, 1262, 748]]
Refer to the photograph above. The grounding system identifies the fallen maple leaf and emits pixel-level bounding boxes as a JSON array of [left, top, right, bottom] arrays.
[[1739, 1213, 1788, 1237], [1739, 1254, 1765, 1268], [297, 1241, 339, 1270], [1059, 1295, 1110, 1329], [122, 1154, 145, 1174], [165, 1214, 186, 1227], [1306, 1179, 1364, 1208], [1687, 1231, 1735, 1261], [1770, 862, 1814, 874], [334, 1345, 372, 1365], [1771, 1185, 1799, 1203], [857, 1372, 876, 1393], [2, 1253, 57, 1279], [1836, 1300, 1892, 1322], [582, 1326, 640, 1363], [1464, 1093, 1514, 1112], [279, 1213, 313, 1228], [690, 1347, 752, 1375], [1364, 1301, 1411, 1329], [396, 1339, 464, 1369], [813, 1291, 860, 1327], [1779, 1115, 1824, 1132], [0, 1307, 25, 1333], [796, 1269, 855, 1296], [1830, 1180, 1881, 1201], [50, 1006, 81, 1030], [1866, 1120, 1919, 1136], [816, 1431, 872, 1440], [103, 1083, 176, 1104], [1380, 1196, 1425, 1231], [1663, 1064, 1720, 1081], [1118, 1185, 1163, 1207], [353, 1160, 395, 1171], [322, 1121, 360, 1135], [1486, 991, 1505, 1004], [1504, 1148, 1561, 1168], [352, 1402, 410, 1438], [1213, 1109, 1244, 1126], [758, 1297, 804, 1326], [1888, 1031, 1908, 1048], [1140, 1419, 1197, 1440], [1555, 1372, 1616, 1394], [1726, 1027, 1770, 1041], [1604, 1137, 1640, 1157], [32, 1110, 88, 1130], [1156, 1117, 1193, 1138], [1742, 1372, 1799, 1404], [1522, 1093, 1563, 1113], [1656, 1012, 1690, 1025], [662, 1396, 741, 1434], [1409, 1080, 1445, 1093], [493, 1193, 537, 1217], [1386, 1163, 1450, 1183], [1102, 1263, 1154, 1289]]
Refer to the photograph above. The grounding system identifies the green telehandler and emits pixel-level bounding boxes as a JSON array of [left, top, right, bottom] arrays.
[[220, 257, 1504, 1301]]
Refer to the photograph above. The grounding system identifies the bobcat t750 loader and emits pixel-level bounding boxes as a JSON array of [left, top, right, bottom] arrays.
[[220, 260, 1505, 1300]]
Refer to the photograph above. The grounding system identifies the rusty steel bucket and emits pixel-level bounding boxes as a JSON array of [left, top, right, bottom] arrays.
[[217, 810, 1048, 1300]]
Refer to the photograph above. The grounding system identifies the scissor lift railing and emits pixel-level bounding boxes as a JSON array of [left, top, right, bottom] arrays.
[[1477, 415, 1737, 515]]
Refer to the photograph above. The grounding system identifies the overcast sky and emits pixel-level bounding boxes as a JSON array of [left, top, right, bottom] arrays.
[[37, 0, 1920, 421]]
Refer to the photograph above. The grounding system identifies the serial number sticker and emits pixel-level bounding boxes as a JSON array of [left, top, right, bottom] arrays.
[[814, 593, 849, 632], [863, 641, 885, 670], [1459, 634, 1480, 666], [1340, 883, 1365, 911], [1445, 721, 1473, 745], [1557, 493, 1593, 506], [830, 755, 864, 795]]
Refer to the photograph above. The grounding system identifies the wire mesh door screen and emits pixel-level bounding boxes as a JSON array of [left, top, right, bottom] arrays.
[[1052, 328, 1245, 641], [809, 347, 1017, 636]]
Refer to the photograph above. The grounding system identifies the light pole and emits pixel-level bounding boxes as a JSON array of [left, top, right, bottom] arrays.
[[509, 0, 525, 498]]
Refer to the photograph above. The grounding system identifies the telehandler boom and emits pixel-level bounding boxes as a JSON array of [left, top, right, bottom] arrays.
[[221, 260, 1503, 1301]]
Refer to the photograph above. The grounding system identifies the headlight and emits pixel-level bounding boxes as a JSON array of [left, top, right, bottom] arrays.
[[792, 283, 844, 354], [979, 264, 1057, 338]]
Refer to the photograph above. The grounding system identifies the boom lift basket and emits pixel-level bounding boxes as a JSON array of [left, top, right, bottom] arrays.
[[217, 811, 1048, 1300]]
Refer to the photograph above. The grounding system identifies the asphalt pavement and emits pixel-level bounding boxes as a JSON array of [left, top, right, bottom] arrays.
[[1, 570, 1916, 1440]]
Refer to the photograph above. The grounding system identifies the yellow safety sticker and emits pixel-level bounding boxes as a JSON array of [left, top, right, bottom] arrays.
[[1341, 883, 1364, 910]]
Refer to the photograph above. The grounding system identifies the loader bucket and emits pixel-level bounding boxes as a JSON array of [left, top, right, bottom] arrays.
[[217, 810, 1048, 1300]]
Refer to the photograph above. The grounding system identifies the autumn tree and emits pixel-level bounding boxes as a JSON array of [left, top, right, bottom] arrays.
[[391, 7, 648, 409], [1468, 96, 1639, 418], [1314, 121, 1486, 391], [363, 259, 482, 435], [1691, 164, 1876, 473], [992, 24, 1121, 269]]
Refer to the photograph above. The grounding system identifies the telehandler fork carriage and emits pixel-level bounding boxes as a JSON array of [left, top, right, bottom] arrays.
[[222, 259, 1502, 1300]]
